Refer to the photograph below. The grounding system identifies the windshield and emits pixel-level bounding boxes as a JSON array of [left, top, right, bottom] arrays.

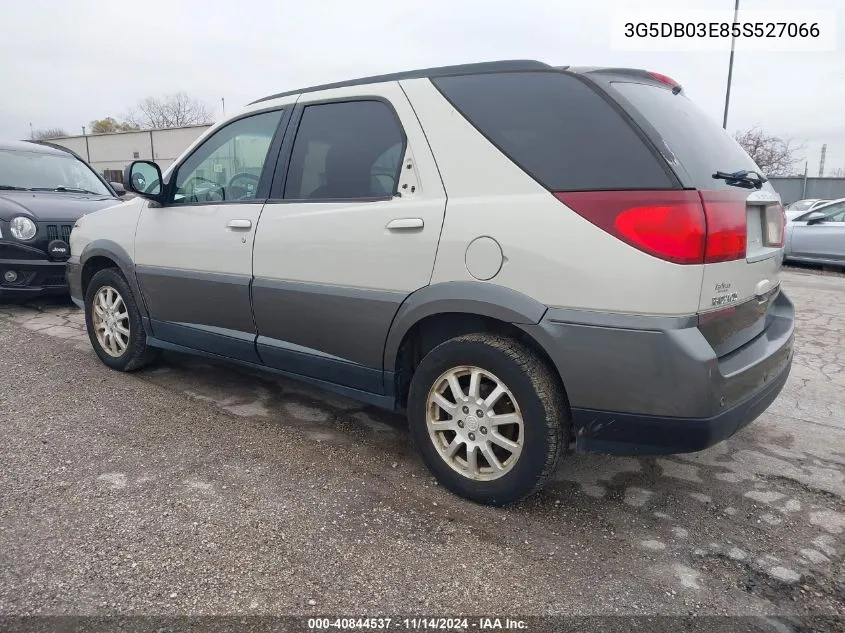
[[787, 200, 817, 211], [0, 148, 111, 196]]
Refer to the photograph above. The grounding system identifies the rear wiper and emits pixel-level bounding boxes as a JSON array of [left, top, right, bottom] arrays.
[[0, 185, 28, 190], [712, 169, 767, 190]]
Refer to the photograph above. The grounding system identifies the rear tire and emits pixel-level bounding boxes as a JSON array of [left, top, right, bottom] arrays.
[[84, 268, 158, 371], [407, 333, 568, 505]]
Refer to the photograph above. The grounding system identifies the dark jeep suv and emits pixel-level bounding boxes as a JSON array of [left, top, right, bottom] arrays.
[[0, 140, 124, 299]]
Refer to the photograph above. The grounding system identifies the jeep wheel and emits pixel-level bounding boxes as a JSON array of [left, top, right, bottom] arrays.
[[408, 333, 568, 505], [84, 268, 158, 371]]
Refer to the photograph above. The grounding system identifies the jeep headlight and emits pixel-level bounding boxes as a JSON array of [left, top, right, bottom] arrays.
[[10, 216, 37, 241]]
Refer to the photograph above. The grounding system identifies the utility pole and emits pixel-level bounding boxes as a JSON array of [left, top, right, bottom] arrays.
[[819, 144, 827, 177], [221, 97, 225, 117], [722, 0, 740, 129], [802, 161, 808, 198], [82, 126, 91, 161]]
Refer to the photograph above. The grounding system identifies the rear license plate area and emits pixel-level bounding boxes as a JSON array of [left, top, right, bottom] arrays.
[[746, 204, 782, 259], [746, 206, 765, 256]]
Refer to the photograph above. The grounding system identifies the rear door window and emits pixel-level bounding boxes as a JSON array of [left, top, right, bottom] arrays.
[[284, 101, 405, 200], [610, 81, 772, 192], [432, 72, 674, 191]]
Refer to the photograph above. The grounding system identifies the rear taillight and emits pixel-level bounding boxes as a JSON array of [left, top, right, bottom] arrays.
[[554, 191, 705, 264], [555, 190, 748, 265], [698, 191, 748, 263], [764, 203, 786, 247]]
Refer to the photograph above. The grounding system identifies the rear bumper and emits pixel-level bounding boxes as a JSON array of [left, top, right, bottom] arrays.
[[569, 354, 791, 454], [520, 291, 795, 455], [0, 257, 69, 299]]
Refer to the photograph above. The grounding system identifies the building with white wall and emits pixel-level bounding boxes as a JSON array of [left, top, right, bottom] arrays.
[[49, 125, 211, 182]]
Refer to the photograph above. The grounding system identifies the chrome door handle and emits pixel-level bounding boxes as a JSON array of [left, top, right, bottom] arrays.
[[386, 218, 424, 230], [227, 219, 252, 230]]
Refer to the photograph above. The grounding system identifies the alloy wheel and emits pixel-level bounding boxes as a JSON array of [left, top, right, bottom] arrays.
[[426, 366, 524, 481], [91, 285, 130, 357]]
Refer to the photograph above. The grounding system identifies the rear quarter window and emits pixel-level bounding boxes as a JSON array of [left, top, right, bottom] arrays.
[[431, 71, 675, 191]]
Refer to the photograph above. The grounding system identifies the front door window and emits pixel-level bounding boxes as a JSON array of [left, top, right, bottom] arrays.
[[172, 110, 283, 204]]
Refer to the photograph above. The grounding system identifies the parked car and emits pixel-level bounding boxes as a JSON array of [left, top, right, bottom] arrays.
[[0, 140, 125, 299], [68, 60, 794, 505], [785, 198, 829, 221], [783, 197, 845, 267]]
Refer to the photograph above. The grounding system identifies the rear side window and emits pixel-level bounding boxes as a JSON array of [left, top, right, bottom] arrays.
[[432, 72, 673, 191], [611, 81, 767, 191], [284, 101, 405, 200]]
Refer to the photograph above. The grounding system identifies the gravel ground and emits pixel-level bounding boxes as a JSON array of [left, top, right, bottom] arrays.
[[0, 270, 843, 624]]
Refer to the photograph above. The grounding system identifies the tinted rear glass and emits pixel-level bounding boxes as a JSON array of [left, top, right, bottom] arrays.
[[284, 101, 405, 200], [432, 72, 674, 191], [611, 81, 770, 191]]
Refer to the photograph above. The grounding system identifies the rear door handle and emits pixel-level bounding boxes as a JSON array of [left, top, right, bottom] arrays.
[[227, 219, 252, 230], [386, 218, 424, 230]]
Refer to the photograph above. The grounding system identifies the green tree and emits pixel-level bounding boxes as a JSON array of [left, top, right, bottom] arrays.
[[89, 117, 138, 134]]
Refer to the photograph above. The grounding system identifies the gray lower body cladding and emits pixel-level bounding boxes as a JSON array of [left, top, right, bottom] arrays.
[[135, 266, 256, 334], [66, 256, 794, 456], [71, 261, 402, 396], [520, 292, 795, 454], [67, 259, 83, 302], [251, 277, 405, 370]]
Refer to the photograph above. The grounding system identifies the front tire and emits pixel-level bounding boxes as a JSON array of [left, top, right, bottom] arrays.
[[408, 333, 568, 505], [84, 268, 158, 371]]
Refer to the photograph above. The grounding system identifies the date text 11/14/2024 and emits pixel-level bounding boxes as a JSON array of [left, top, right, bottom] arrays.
[[308, 617, 528, 630]]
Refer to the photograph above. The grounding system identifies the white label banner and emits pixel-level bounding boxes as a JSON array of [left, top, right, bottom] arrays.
[[610, 9, 837, 51]]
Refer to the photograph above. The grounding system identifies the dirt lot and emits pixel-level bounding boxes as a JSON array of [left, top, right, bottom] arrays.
[[0, 269, 843, 624]]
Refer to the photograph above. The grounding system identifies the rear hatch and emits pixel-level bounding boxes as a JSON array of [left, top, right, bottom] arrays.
[[587, 71, 786, 357]]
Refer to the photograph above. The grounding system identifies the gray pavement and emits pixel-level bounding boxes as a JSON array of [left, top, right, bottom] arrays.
[[0, 269, 843, 618]]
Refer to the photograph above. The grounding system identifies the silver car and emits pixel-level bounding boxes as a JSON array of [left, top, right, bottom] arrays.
[[784, 197, 845, 267]]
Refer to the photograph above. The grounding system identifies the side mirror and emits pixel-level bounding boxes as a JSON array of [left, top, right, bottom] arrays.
[[110, 182, 127, 197], [806, 211, 827, 225], [124, 160, 164, 202]]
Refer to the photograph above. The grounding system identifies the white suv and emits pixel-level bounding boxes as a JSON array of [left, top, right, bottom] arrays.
[[68, 60, 794, 505]]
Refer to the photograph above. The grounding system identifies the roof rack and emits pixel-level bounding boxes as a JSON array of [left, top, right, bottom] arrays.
[[249, 59, 551, 105]]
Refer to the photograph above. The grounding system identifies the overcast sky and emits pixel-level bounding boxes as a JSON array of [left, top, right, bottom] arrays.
[[1, 0, 843, 176]]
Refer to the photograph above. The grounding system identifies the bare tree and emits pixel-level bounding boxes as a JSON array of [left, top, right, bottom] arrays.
[[89, 117, 139, 134], [31, 127, 68, 140], [125, 92, 213, 129], [734, 126, 801, 177], [829, 167, 845, 178]]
